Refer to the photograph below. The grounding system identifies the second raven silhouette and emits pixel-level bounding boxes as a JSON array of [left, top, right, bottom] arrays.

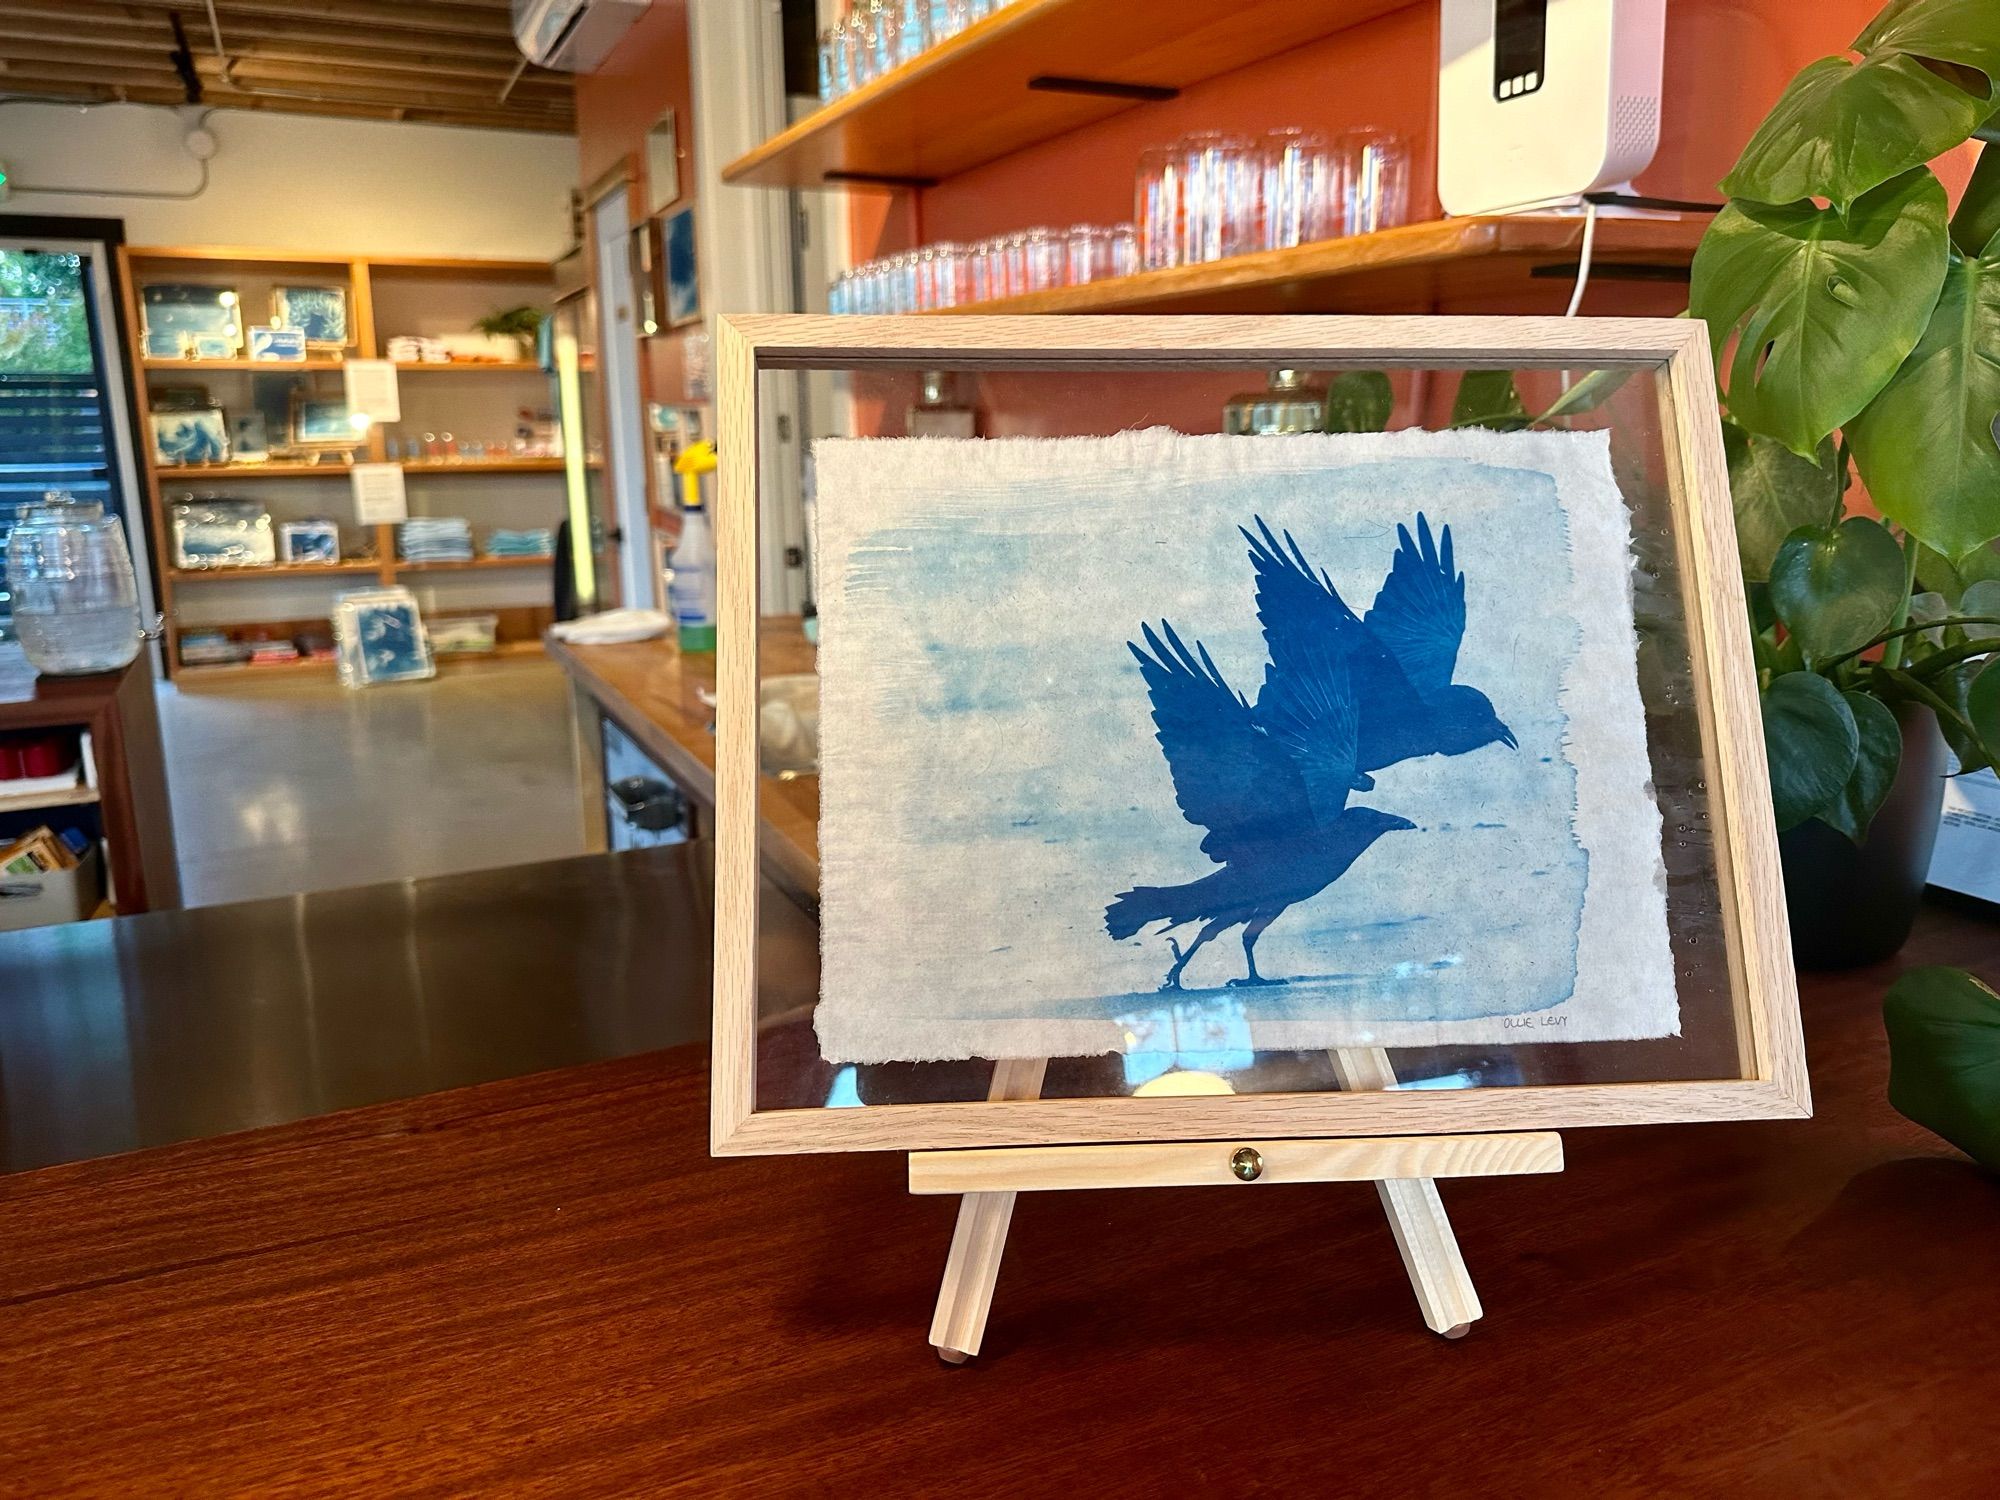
[[1106, 514, 1514, 992], [1245, 512, 1515, 789]]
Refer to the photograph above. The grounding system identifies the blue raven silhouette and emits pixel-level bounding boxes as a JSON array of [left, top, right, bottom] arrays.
[[1243, 513, 1516, 789], [1104, 513, 1513, 992]]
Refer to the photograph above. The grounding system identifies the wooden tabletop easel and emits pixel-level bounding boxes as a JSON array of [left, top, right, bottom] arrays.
[[913, 1049, 1564, 1363]]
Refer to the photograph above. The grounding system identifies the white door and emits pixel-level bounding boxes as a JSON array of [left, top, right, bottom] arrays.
[[590, 185, 656, 611]]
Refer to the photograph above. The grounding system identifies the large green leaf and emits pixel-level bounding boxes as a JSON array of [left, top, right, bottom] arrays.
[[1924, 660, 1995, 772], [1761, 671, 1860, 829], [1691, 169, 1950, 458], [1856, 0, 2000, 81], [1969, 653, 2000, 755], [1324, 371, 1393, 433], [1848, 226, 2000, 561], [1450, 370, 1528, 431], [1768, 517, 1907, 663], [1724, 422, 1841, 581], [1884, 965, 2000, 1171], [1721, 54, 1991, 213], [1953, 142, 2000, 254], [1821, 690, 1904, 843]]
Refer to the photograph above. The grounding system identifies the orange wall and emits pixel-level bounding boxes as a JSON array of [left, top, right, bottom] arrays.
[[877, 0, 1977, 269], [575, 1, 697, 407]]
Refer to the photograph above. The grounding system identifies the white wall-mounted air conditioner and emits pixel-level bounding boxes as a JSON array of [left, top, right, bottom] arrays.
[[513, 0, 648, 73]]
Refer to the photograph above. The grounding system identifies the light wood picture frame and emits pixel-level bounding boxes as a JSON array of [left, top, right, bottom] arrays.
[[710, 314, 1808, 1158]]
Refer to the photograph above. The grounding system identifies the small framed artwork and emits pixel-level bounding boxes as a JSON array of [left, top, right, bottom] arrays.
[[143, 329, 190, 360], [149, 408, 231, 467], [290, 393, 360, 449], [230, 411, 270, 460], [333, 587, 435, 687], [191, 332, 236, 361], [709, 314, 1808, 1158], [249, 326, 309, 362], [272, 285, 349, 349], [663, 204, 699, 329], [646, 107, 680, 215], [279, 519, 342, 564], [141, 284, 240, 353]]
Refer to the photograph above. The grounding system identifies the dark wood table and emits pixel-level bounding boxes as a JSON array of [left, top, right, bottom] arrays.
[[3, 900, 1997, 1495]]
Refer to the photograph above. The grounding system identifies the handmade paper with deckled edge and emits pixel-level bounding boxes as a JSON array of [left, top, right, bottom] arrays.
[[813, 428, 1676, 1064]]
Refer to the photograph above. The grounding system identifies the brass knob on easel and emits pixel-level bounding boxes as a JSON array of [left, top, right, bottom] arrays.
[[1229, 1146, 1263, 1182]]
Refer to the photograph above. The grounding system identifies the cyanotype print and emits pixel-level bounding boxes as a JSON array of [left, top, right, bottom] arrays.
[[813, 429, 1675, 1064]]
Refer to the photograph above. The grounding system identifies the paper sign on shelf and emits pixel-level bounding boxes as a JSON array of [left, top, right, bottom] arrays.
[[352, 463, 409, 525], [344, 359, 401, 424]]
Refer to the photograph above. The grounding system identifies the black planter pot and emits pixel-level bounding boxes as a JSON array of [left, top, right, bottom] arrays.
[[1779, 704, 1950, 970]]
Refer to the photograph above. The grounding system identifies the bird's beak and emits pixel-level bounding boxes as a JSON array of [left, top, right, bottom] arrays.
[[1390, 816, 1417, 832], [1499, 725, 1518, 750]]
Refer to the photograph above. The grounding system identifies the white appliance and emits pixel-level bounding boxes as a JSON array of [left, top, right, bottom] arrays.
[[1437, 0, 1666, 217], [512, 0, 647, 72]]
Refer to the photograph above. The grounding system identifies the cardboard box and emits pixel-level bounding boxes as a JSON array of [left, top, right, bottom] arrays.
[[0, 844, 104, 932]]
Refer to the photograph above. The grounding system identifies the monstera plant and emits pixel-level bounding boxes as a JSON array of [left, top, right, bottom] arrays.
[[1687, 0, 2000, 1169]]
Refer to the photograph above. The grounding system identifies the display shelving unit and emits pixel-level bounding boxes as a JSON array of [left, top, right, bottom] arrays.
[[118, 247, 575, 680]]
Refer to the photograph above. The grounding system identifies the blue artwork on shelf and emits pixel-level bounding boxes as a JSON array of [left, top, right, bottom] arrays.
[[272, 284, 349, 347], [1109, 513, 1515, 992], [809, 429, 1678, 1064], [249, 326, 309, 362], [149, 409, 230, 467], [141, 283, 240, 352]]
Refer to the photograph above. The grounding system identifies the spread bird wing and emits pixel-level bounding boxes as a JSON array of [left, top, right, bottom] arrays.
[[1363, 512, 1466, 700], [1129, 620, 1312, 864], [1253, 621, 1361, 829], [1242, 514, 1415, 709]]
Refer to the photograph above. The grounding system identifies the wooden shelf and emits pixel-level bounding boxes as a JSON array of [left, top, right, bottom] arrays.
[[155, 458, 575, 480], [0, 780, 99, 815], [397, 557, 553, 573], [144, 358, 350, 372], [390, 362, 543, 374], [924, 215, 1708, 316], [176, 641, 546, 680], [170, 563, 382, 582], [724, 0, 1418, 188]]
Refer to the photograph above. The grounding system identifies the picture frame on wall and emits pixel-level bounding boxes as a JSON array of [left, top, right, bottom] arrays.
[[629, 219, 663, 337], [663, 203, 699, 329], [646, 107, 680, 215], [708, 313, 1808, 1159], [272, 285, 350, 349]]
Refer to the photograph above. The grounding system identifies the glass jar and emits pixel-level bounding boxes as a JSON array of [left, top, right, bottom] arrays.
[[4, 494, 144, 675], [1222, 369, 1331, 435]]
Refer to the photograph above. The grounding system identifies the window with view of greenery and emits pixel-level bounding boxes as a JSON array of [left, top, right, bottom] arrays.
[[0, 252, 91, 375]]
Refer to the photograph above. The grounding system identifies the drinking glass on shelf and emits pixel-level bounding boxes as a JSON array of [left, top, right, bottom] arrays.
[[861, 0, 898, 83], [1263, 128, 1337, 249], [1019, 227, 1061, 292], [895, 0, 931, 65], [1135, 144, 1185, 271], [1339, 128, 1410, 235], [1108, 222, 1138, 276], [818, 28, 836, 101], [1180, 131, 1262, 263]]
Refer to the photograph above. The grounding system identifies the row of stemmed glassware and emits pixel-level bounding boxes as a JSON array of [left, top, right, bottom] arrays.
[[829, 224, 1138, 313], [1136, 127, 1410, 270], [818, 0, 1004, 101]]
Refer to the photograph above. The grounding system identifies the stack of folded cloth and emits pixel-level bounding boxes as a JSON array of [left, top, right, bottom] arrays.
[[386, 335, 449, 364], [484, 527, 555, 559], [398, 517, 475, 563]]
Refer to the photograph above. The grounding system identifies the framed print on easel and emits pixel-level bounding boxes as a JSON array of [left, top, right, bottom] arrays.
[[710, 315, 1808, 1362]]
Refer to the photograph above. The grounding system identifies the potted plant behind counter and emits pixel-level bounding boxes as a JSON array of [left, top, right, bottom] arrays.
[[1688, 0, 2000, 1169], [1689, 0, 2000, 972]]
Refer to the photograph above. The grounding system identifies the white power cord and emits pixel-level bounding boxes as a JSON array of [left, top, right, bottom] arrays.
[[1564, 197, 1600, 318]]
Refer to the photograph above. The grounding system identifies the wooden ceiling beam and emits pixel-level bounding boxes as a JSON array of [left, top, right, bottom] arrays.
[[198, 60, 572, 109], [0, 42, 562, 93], [0, 76, 572, 134], [109, 0, 520, 43], [0, 10, 530, 67]]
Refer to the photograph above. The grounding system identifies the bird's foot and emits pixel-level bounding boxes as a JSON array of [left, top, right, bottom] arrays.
[[1227, 974, 1283, 988], [1157, 978, 1185, 994]]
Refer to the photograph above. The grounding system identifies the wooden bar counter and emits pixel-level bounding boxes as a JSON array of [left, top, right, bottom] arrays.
[[3, 886, 1999, 1492]]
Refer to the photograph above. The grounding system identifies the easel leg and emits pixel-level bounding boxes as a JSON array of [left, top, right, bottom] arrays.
[[928, 1057, 1047, 1364], [1330, 1048, 1482, 1338]]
